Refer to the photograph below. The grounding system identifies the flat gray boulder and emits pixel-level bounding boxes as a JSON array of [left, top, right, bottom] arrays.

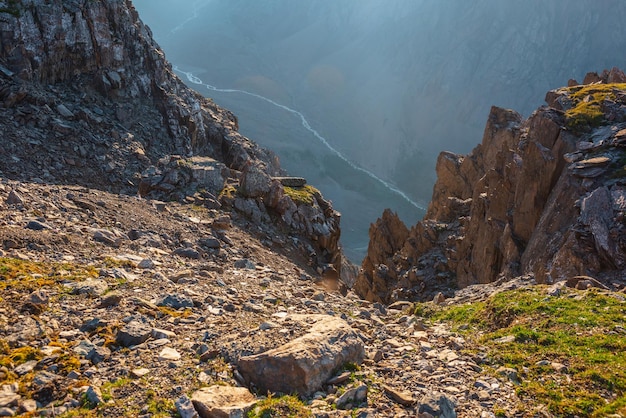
[[238, 314, 365, 396]]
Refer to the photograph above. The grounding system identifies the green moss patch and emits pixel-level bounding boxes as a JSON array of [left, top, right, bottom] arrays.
[[247, 394, 312, 418], [283, 185, 319, 206], [0, 257, 98, 292], [416, 287, 626, 417], [564, 83, 626, 131]]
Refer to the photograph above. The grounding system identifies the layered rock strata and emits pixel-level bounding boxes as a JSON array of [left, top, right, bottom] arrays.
[[356, 69, 626, 303]]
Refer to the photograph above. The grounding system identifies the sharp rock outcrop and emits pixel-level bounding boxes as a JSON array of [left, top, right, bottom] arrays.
[[357, 69, 626, 303]]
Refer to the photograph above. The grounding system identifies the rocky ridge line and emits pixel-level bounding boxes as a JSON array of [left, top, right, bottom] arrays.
[[356, 68, 626, 303]]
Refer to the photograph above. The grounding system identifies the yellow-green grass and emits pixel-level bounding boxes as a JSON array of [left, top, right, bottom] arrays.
[[0, 257, 98, 292], [247, 394, 312, 418], [564, 83, 626, 130], [283, 185, 319, 206], [415, 287, 626, 417]]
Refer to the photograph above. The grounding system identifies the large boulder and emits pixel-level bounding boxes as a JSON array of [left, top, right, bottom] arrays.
[[237, 315, 365, 396]]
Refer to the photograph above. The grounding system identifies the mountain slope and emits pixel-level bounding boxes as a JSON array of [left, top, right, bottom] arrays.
[[0, 0, 345, 280]]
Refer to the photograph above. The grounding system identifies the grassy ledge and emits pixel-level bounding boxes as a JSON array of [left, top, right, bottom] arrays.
[[564, 83, 626, 131], [415, 287, 626, 417], [283, 185, 319, 206]]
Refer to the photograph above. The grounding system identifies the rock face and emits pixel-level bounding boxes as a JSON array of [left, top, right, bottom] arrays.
[[237, 314, 365, 396], [0, 0, 344, 282], [356, 72, 626, 303]]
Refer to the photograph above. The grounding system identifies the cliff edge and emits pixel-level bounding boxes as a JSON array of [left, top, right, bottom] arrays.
[[356, 69, 626, 303]]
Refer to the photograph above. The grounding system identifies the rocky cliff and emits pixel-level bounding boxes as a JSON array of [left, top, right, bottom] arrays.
[[0, 0, 344, 281], [356, 69, 626, 303]]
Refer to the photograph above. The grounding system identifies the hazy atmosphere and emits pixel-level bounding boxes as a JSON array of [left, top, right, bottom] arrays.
[[133, 0, 626, 261]]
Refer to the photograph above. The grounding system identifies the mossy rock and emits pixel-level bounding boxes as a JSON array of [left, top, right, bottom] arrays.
[[283, 185, 319, 206], [564, 83, 626, 131]]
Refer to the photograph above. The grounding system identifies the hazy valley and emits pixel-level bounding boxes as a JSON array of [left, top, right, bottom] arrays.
[[134, 0, 626, 261]]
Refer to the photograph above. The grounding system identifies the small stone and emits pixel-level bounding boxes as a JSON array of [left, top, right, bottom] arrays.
[[6, 190, 24, 205], [312, 292, 325, 301], [56, 104, 75, 118], [259, 321, 279, 331], [131, 368, 151, 378], [191, 386, 256, 418], [169, 270, 194, 283], [80, 318, 107, 333], [383, 385, 415, 406], [234, 258, 255, 269], [418, 393, 456, 418], [92, 229, 124, 247], [0, 392, 19, 408], [494, 335, 516, 344], [199, 349, 220, 362], [159, 347, 181, 361], [496, 366, 520, 385], [198, 237, 220, 249], [138, 259, 156, 269], [152, 328, 177, 340], [327, 371, 351, 385], [0, 407, 15, 416], [551, 362, 568, 373], [243, 302, 265, 313], [116, 319, 152, 347], [85, 386, 104, 406], [173, 248, 201, 259], [32, 371, 58, 386], [175, 395, 199, 418], [387, 301, 413, 311], [157, 294, 194, 309], [86, 346, 111, 365], [25, 220, 51, 231], [14, 360, 37, 376], [336, 384, 368, 410], [67, 371, 81, 380], [18, 399, 37, 413], [369, 349, 384, 362], [73, 340, 96, 356]]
